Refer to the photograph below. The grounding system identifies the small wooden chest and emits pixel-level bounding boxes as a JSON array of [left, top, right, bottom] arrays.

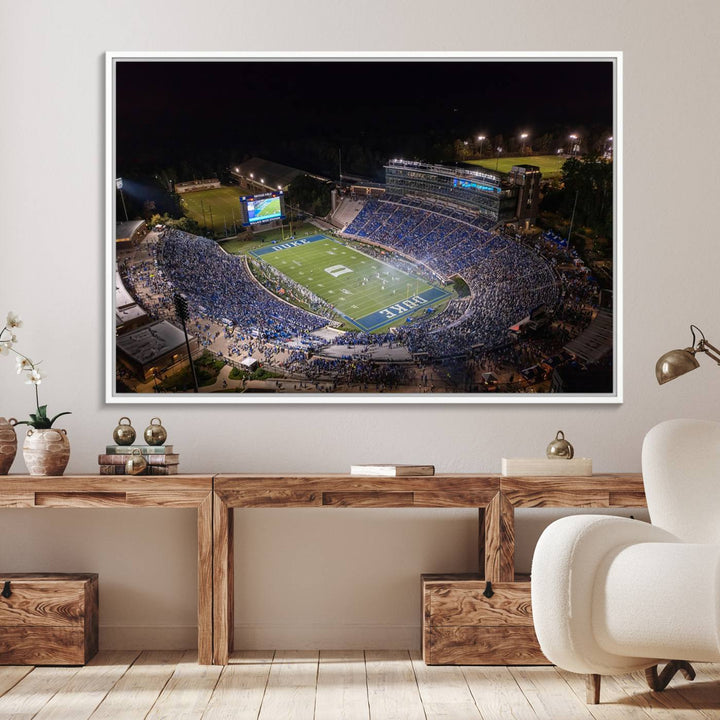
[[422, 573, 548, 665], [0, 573, 98, 665]]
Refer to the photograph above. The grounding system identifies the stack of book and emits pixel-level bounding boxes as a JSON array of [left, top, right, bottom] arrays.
[[98, 445, 180, 475]]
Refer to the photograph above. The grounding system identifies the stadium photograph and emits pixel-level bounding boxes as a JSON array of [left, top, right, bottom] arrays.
[[109, 53, 619, 401]]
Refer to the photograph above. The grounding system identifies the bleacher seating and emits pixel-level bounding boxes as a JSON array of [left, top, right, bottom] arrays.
[[344, 196, 559, 352]]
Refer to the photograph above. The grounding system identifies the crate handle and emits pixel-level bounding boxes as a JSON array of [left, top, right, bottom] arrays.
[[483, 581, 494, 599], [1, 581, 10, 599]]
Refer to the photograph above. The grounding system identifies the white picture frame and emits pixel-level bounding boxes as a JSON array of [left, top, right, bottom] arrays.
[[106, 51, 622, 404]]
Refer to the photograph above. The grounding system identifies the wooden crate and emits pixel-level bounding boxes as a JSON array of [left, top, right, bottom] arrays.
[[0, 573, 98, 665], [422, 573, 548, 665]]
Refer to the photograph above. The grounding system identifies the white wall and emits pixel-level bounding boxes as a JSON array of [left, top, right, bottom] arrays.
[[1, 0, 718, 649]]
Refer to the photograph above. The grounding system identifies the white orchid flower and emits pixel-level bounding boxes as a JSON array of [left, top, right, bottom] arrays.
[[25, 368, 46, 385], [0, 341, 10, 356], [16, 356, 33, 373], [6, 312, 22, 329]]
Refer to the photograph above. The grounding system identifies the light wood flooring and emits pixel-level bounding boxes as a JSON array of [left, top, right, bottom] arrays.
[[0, 650, 718, 719]]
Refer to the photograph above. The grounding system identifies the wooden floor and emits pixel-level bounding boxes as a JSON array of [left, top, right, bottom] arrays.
[[0, 650, 718, 719]]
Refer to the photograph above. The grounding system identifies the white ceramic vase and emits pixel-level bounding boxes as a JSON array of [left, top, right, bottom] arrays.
[[22, 427, 70, 476]]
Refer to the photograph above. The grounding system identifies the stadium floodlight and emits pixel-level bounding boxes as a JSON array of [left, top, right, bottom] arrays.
[[250, 173, 254, 178], [115, 177, 128, 222], [234, 167, 239, 172], [261, 178, 264, 184], [568, 134, 579, 156], [173, 293, 199, 393], [520, 132, 529, 154]]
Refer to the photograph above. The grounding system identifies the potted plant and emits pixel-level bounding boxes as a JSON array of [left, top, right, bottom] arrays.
[[1, 312, 72, 476]]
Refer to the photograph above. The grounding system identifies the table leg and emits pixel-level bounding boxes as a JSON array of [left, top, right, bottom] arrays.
[[213, 492, 234, 665], [478, 507, 486, 577], [197, 493, 213, 665], [483, 492, 515, 582]]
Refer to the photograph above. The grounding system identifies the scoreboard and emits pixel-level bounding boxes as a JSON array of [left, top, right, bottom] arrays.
[[239, 191, 286, 226]]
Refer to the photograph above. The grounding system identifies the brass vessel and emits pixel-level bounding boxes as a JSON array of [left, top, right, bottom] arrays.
[[112, 417, 136, 446], [125, 449, 147, 475], [546, 430, 574, 459], [144, 418, 167, 446]]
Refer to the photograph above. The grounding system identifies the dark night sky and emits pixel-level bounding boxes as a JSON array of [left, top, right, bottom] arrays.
[[116, 59, 613, 177]]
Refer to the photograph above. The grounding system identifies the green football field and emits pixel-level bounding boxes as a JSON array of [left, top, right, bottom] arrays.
[[466, 155, 566, 178], [250, 235, 451, 332], [180, 187, 244, 235]]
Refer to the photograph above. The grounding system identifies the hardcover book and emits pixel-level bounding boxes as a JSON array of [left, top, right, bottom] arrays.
[[98, 453, 179, 466], [350, 464, 435, 477], [501, 458, 592, 476], [105, 445, 173, 455], [98, 464, 179, 475]]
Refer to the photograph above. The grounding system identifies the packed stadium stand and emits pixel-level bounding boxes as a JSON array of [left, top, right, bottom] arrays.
[[343, 195, 559, 352], [158, 230, 326, 341]]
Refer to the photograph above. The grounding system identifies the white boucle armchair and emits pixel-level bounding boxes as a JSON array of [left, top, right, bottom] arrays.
[[531, 418, 720, 704]]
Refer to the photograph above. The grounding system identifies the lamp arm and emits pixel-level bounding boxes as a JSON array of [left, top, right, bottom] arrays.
[[698, 340, 720, 365]]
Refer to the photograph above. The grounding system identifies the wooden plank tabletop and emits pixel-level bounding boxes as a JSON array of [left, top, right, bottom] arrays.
[[214, 473, 645, 508], [215, 474, 503, 508], [0, 475, 213, 491]]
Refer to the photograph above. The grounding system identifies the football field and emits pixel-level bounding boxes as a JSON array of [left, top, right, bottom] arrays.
[[181, 187, 243, 234], [250, 235, 451, 332], [466, 155, 565, 178]]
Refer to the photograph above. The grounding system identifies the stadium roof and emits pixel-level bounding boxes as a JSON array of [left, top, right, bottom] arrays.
[[564, 308, 613, 364], [232, 158, 306, 189], [115, 272, 136, 310], [116, 220, 146, 241], [116, 320, 192, 365]]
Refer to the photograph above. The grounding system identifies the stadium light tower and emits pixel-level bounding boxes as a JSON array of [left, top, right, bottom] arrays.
[[115, 178, 128, 222], [477, 135, 486, 156], [520, 132, 529, 154], [569, 134, 579, 156], [495, 146, 503, 171], [173, 294, 199, 393]]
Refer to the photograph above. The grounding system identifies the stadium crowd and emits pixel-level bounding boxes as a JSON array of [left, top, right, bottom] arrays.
[[118, 196, 602, 392], [344, 196, 560, 353], [158, 229, 327, 341]]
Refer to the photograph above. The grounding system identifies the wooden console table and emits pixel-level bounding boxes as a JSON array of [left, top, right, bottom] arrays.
[[0, 473, 647, 666], [0, 475, 214, 665], [212, 473, 646, 665]]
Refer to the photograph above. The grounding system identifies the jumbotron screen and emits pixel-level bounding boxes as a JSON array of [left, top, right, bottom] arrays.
[[239, 192, 286, 226]]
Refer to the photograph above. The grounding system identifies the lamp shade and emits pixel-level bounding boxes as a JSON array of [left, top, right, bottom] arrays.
[[655, 348, 700, 385]]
